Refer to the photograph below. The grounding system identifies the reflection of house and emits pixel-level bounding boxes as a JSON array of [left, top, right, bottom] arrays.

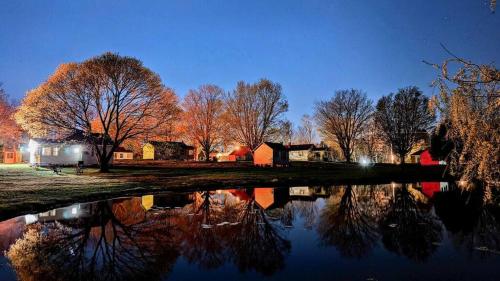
[[113, 147, 134, 160], [28, 131, 112, 166], [37, 203, 94, 222], [286, 144, 333, 162], [254, 187, 289, 210], [253, 142, 289, 167], [289, 186, 330, 200], [420, 182, 449, 198], [0, 144, 22, 163], [410, 148, 445, 166], [142, 141, 195, 160], [228, 146, 253, 161]]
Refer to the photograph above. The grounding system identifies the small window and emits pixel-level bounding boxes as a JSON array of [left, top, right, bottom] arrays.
[[119, 153, 124, 159], [52, 147, 59, 156], [6, 152, 14, 159], [42, 147, 51, 156]]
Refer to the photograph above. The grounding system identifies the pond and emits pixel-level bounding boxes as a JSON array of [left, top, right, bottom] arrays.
[[1, 183, 499, 281]]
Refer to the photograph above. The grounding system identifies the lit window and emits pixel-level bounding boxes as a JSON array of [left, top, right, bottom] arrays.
[[42, 147, 51, 156], [119, 153, 124, 159], [52, 147, 59, 156]]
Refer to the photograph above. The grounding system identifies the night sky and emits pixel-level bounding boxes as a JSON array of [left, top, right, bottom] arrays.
[[1, 0, 498, 123]]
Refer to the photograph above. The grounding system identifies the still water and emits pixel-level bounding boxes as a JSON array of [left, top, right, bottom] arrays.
[[0, 183, 499, 281]]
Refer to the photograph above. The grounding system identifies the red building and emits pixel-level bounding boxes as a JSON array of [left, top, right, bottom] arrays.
[[411, 149, 441, 166], [228, 146, 252, 162]]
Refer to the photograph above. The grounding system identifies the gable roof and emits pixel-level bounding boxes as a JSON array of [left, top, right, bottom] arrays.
[[259, 142, 286, 151], [146, 141, 194, 150], [114, 147, 133, 153], [286, 144, 315, 151]]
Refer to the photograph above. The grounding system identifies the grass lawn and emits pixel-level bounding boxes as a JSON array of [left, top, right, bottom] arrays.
[[0, 162, 448, 220]]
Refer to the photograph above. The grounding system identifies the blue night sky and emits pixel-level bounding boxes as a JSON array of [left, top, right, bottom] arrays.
[[1, 0, 499, 124]]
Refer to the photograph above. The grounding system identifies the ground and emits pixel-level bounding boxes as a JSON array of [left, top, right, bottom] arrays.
[[0, 162, 448, 220]]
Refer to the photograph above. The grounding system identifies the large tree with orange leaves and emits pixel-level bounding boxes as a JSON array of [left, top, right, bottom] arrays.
[[15, 53, 179, 171]]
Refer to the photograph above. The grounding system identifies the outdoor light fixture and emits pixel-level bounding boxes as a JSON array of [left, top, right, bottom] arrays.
[[73, 146, 81, 153], [359, 156, 371, 167]]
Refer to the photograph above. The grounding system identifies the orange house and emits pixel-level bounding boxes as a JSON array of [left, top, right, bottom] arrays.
[[253, 142, 289, 167], [1, 145, 22, 164]]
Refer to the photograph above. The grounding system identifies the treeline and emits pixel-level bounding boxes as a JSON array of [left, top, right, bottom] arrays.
[[1, 52, 498, 186]]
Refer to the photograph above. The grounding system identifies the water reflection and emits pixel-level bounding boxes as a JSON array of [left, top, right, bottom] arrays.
[[1, 183, 500, 281]]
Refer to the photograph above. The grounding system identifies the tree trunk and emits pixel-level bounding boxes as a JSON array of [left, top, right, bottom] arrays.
[[204, 147, 211, 162], [99, 158, 110, 173], [399, 152, 406, 165]]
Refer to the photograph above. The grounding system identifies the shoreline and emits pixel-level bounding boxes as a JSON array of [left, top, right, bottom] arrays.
[[0, 162, 449, 221]]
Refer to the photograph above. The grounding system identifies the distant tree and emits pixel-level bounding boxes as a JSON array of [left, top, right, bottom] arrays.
[[315, 89, 373, 163], [15, 53, 179, 172], [183, 84, 225, 161], [226, 79, 288, 150], [295, 114, 316, 144], [0, 83, 23, 146], [273, 120, 294, 144], [374, 86, 435, 164], [357, 117, 386, 162]]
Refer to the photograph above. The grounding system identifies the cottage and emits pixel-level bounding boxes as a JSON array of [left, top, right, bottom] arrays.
[[113, 147, 134, 160], [142, 141, 195, 160], [228, 146, 252, 161], [286, 143, 333, 162], [0, 145, 22, 164], [253, 142, 289, 167], [410, 148, 445, 166], [287, 144, 315, 161], [28, 131, 112, 166]]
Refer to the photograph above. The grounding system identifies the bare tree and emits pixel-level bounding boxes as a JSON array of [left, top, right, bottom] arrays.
[[183, 84, 225, 161], [374, 86, 435, 164], [314, 89, 373, 163], [226, 79, 288, 150], [295, 114, 316, 144], [15, 53, 179, 172], [272, 120, 294, 144]]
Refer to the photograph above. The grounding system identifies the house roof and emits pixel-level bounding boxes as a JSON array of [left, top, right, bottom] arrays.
[[260, 142, 286, 151], [146, 141, 194, 150], [114, 147, 133, 153], [32, 130, 113, 145], [411, 148, 428, 156], [286, 144, 315, 151]]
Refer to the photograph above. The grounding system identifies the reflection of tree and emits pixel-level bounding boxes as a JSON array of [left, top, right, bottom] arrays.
[[229, 198, 291, 276], [317, 185, 379, 258], [285, 200, 319, 229], [179, 191, 227, 269], [380, 184, 442, 262], [435, 185, 500, 258], [6, 200, 180, 281]]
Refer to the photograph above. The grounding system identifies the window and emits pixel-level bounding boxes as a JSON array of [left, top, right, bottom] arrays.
[[42, 147, 51, 156], [52, 147, 59, 156], [119, 153, 124, 159], [6, 152, 14, 159]]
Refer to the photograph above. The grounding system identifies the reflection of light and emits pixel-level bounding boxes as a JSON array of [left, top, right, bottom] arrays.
[[234, 145, 240, 151], [216, 153, 222, 158], [73, 146, 81, 153], [24, 214, 38, 224], [71, 207, 78, 215], [216, 190, 222, 194]]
